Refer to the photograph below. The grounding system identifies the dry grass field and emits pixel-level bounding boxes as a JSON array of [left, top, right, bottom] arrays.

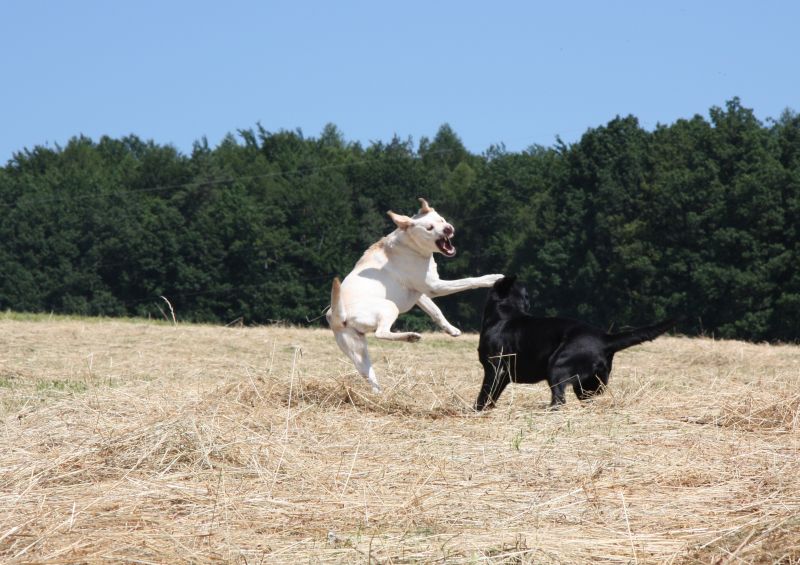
[[1, 313, 799, 564]]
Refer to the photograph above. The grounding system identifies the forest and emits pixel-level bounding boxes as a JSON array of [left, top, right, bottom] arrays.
[[1, 98, 798, 342]]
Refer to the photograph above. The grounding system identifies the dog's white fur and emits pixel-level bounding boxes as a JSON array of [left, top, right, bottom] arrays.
[[327, 198, 503, 392]]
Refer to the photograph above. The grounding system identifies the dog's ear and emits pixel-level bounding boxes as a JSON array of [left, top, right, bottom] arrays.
[[387, 210, 413, 230], [493, 275, 517, 295], [417, 198, 432, 214]]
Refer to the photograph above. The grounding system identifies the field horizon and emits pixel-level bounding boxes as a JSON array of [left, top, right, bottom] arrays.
[[1, 314, 798, 563]]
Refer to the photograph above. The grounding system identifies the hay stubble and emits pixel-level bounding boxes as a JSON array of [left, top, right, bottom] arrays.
[[1, 316, 798, 563]]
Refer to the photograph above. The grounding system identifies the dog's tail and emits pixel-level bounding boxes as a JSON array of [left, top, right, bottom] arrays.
[[603, 318, 678, 354], [327, 277, 347, 331]]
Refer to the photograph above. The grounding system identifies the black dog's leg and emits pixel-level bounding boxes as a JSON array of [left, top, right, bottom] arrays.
[[546, 345, 573, 409], [474, 360, 510, 411], [548, 376, 568, 409]]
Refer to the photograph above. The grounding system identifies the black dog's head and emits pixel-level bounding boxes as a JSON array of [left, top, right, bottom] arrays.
[[482, 275, 530, 326]]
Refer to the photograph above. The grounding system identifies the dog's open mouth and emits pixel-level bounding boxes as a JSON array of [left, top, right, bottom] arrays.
[[436, 236, 456, 257]]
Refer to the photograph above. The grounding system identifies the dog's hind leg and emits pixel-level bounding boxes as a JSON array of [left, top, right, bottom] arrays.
[[334, 328, 382, 393]]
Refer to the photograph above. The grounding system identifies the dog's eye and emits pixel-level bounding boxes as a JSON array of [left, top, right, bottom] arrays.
[[426, 225, 434, 231]]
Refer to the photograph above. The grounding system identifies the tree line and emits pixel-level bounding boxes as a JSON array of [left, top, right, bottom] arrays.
[[1, 98, 798, 342]]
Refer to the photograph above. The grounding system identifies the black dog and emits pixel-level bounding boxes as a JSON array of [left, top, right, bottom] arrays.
[[475, 276, 677, 410]]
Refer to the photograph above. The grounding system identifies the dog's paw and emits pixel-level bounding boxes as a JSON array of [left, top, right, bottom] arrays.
[[445, 326, 461, 337], [406, 332, 422, 342], [482, 274, 504, 286]]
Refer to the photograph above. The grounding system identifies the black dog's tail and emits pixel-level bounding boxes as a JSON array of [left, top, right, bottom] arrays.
[[603, 318, 678, 354]]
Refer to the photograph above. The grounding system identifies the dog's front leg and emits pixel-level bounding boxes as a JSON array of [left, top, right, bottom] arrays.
[[547, 371, 571, 409], [416, 294, 461, 337], [426, 274, 504, 298], [474, 358, 510, 410]]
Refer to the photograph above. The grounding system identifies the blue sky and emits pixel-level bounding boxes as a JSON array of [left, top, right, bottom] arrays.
[[1, 1, 798, 163]]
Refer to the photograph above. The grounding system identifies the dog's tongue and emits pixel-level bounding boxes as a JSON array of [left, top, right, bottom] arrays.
[[438, 236, 456, 257]]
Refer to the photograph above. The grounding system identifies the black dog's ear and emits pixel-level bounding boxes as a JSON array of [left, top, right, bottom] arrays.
[[493, 275, 517, 295]]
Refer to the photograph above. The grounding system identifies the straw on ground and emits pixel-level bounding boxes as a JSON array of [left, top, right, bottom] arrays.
[[1, 314, 798, 563]]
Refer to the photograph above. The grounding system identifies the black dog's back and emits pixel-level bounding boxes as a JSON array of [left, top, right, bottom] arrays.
[[476, 276, 676, 410]]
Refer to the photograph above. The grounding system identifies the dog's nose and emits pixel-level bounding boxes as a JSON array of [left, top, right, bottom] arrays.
[[444, 225, 454, 237]]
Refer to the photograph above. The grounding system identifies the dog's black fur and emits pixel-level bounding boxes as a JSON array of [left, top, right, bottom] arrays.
[[475, 276, 677, 410]]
